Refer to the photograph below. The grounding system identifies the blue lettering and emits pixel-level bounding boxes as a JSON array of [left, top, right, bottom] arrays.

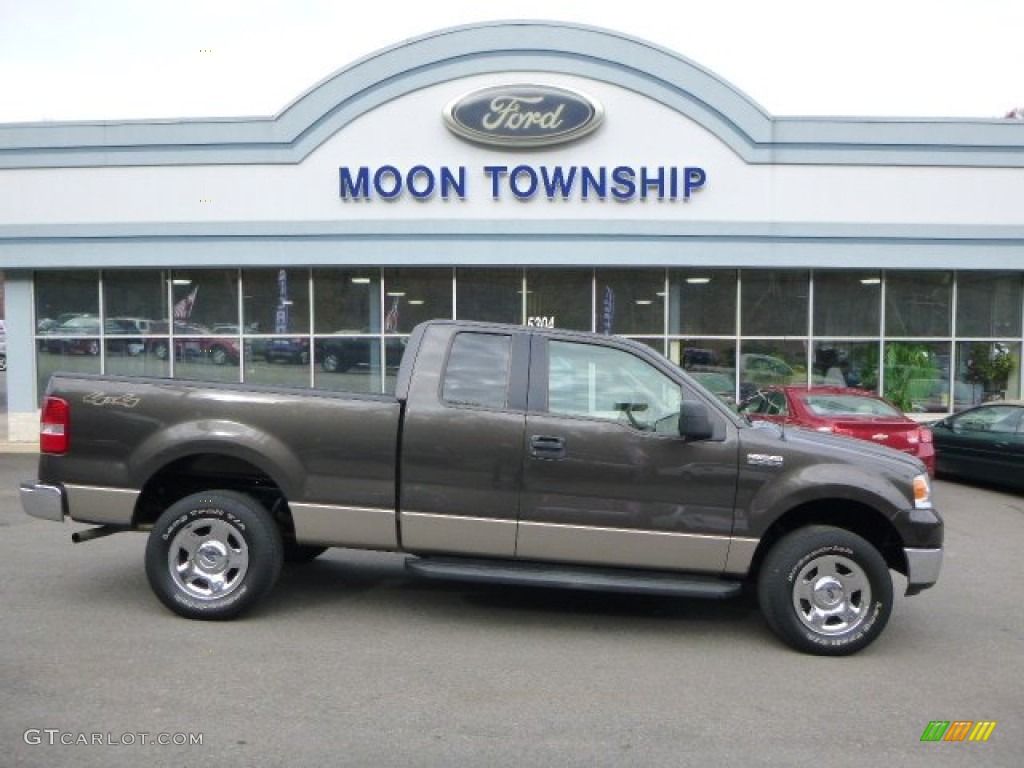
[[407, 165, 435, 199], [483, 165, 507, 199], [373, 166, 403, 200], [540, 166, 577, 199], [641, 166, 666, 199], [339, 167, 370, 199], [685, 167, 706, 198], [440, 166, 467, 200], [611, 166, 636, 200], [509, 165, 539, 199], [581, 167, 606, 200]]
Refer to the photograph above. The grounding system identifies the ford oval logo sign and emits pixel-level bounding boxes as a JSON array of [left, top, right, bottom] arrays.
[[444, 84, 604, 148]]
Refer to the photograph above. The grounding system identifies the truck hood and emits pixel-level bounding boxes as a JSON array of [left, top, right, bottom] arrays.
[[741, 420, 926, 476]]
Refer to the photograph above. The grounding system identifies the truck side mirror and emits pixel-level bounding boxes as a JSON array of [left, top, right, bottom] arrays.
[[679, 401, 713, 441]]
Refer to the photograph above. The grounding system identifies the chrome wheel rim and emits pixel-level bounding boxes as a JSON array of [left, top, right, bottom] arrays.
[[168, 518, 249, 601], [792, 554, 870, 636]]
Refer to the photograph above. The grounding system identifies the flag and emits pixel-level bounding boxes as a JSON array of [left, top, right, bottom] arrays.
[[173, 286, 198, 319], [602, 285, 615, 335], [384, 296, 400, 333]]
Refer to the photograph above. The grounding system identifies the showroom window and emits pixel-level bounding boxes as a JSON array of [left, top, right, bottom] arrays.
[[813, 271, 881, 337], [102, 269, 170, 378], [885, 271, 952, 337], [956, 271, 1022, 337], [524, 268, 591, 332], [243, 268, 312, 389], [593, 269, 665, 336], [741, 270, 809, 337], [28, 267, 1024, 411], [382, 269, 454, 334], [668, 269, 736, 336], [456, 268, 523, 324]]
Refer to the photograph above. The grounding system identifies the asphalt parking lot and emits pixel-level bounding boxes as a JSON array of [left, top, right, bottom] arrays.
[[1, 451, 1021, 768]]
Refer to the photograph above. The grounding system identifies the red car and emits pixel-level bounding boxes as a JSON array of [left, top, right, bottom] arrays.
[[739, 386, 935, 476]]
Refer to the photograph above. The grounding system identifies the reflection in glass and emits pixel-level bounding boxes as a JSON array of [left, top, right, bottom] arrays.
[[883, 341, 950, 413], [524, 269, 591, 331], [956, 272, 1022, 337], [955, 341, 1020, 410], [456, 269, 522, 324], [170, 270, 240, 331], [314, 336, 383, 394], [382, 269, 453, 334], [594, 270, 664, 335], [813, 272, 881, 336], [34, 271, 99, 332], [313, 269, 381, 333], [739, 341, 806, 400], [885, 272, 951, 337], [812, 341, 879, 392], [103, 270, 168, 333], [243, 269, 310, 334], [741, 271, 809, 337], [669, 270, 736, 335], [668, 338, 737, 406]]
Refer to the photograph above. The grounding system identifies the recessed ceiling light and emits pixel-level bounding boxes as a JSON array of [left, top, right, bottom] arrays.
[[686, 277, 711, 284]]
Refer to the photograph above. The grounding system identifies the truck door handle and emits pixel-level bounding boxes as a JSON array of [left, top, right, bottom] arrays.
[[530, 435, 566, 459]]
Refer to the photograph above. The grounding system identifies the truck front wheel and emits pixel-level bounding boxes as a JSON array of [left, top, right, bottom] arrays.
[[758, 526, 893, 656], [145, 490, 283, 620]]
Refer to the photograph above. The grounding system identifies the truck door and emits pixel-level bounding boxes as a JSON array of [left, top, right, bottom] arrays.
[[399, 328, 529, 557], [517, 336, 736, 573]]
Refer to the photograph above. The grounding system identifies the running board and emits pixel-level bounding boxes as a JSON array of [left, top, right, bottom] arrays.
[[405, 556, 742, 599]]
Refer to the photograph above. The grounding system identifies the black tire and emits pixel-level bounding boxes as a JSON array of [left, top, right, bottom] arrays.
[[145, 490, 283, 620], [282, 541, 328, 564], [758, 525, 893, 656], [153, 341, 169, 360]]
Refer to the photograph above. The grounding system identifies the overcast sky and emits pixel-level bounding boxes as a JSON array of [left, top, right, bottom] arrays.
[[0, 0, 1021, 123]]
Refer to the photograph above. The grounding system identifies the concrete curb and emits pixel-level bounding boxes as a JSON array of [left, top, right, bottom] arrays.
[[1, 441, 39, 454]]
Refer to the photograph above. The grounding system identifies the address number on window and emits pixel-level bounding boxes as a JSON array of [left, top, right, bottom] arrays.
[[526, 316, 556, 328]]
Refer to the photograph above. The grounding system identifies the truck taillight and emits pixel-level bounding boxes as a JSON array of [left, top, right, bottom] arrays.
[[40, 397, 70, 454]]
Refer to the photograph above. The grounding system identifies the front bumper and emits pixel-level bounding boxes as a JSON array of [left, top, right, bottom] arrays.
[[904, 547, 943, 595], [21, 483, 67, 522]]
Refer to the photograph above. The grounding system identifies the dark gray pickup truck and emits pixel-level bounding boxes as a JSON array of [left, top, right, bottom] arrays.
[[21, 320, 943, 655]]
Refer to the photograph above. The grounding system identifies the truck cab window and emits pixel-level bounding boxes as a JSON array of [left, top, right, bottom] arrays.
[[547, 340, 681, 430], [442, 332, 513, 409]]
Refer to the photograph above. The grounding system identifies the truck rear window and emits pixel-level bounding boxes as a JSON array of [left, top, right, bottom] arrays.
[[442, 332, 513, 409]]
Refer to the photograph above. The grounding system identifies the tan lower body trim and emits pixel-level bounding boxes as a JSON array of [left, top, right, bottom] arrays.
[[724, 537, 759, 575], [290, 503, 398, 550], [516, 522, 731, 573], [399, 512, 517, 557]]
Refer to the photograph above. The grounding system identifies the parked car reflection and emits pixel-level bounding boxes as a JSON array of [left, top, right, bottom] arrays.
[[687, 370, 736, 407], [739, 386, 935, 475], [38, 315, 146, 357], [315, 335, 405, 373], [929, 401, 1024, 491], [147, 322, 240, 365]]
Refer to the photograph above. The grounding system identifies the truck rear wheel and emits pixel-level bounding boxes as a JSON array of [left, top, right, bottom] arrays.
[[758, 526, 892, 656], [145, 490, 283, 620]]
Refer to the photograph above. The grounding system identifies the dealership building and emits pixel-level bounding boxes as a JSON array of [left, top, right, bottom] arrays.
[[1, 21, 1022, 442]]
